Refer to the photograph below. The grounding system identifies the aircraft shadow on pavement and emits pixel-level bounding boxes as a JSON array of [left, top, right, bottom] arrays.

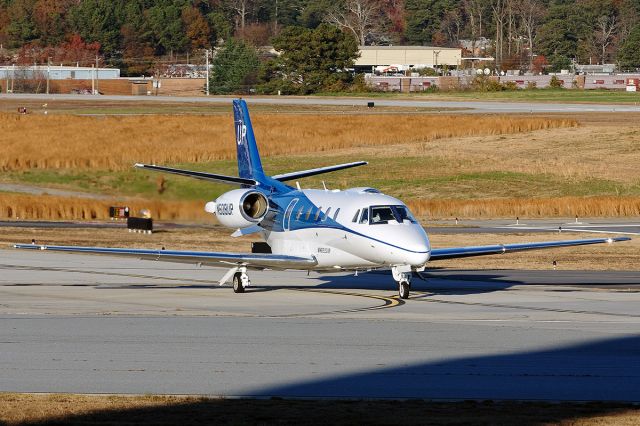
[[311, 270, 517, 295], [8, 336, 639, 425], [94, 268, 640, 296], [247, 335, 640, 400], [96, 270, 518, 296]]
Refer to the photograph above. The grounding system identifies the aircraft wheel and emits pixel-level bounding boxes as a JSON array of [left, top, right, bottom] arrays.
[[233, 272, 245, 293], [398, 281, 410, 299]]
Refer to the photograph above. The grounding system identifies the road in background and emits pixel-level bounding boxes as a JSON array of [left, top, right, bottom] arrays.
[[3, 93, 640, 113]]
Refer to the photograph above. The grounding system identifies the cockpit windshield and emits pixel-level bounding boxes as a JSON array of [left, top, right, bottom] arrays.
[[369, 205, 417, 225]]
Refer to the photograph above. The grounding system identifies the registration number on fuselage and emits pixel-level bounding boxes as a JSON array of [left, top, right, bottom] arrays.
[[217, 203, 234, 215]]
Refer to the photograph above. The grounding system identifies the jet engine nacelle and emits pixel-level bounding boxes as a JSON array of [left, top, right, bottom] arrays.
[[206, 189, 269, 229]]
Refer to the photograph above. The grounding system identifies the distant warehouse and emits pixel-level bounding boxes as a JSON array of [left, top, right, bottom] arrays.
[[0, 65, 119, 80], [356, 46, 462, 72]]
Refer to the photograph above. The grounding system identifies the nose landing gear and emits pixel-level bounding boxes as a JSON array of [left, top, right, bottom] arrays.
[[398, 280, 411, 299], [392, 265, 412, 299]]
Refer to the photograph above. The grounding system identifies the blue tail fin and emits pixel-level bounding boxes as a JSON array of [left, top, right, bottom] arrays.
[[233, 99, 265, 183]]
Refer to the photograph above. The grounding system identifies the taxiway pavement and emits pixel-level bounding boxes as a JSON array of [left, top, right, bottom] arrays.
[[1, 248, 639, 401], [3, 93, 640, 114]]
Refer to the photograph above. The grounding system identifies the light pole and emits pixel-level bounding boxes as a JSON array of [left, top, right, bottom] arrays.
[[46, 57, 51, 95], [205, 49, 210, 96], [95, 56, 100, 95], [434, 50, 441, 75]]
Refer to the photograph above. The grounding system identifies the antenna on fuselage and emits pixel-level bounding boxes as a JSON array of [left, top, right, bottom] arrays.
[[296, 181, 301, 190], [322, 181, 327, 191]]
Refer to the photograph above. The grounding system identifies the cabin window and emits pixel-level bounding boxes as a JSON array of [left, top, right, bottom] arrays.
[[333, 208, 340, 220], [323, 207, 332, 222], [369, 205, 418, 225], [359, 208, 369, 224], [352, 209, 360, 222], [394, 206, 418, 224], [370, 206, 395, 224]]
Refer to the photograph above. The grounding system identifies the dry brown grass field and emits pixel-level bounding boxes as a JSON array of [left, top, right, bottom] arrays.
[[2, 105, 640, 220], [2, 226, 638, 271], [3, 192, 640, 221], [0, 112, 574, 171], [1, 393, 638, 426], [410, 196, 640, 218], [0, 193, 209, 221]]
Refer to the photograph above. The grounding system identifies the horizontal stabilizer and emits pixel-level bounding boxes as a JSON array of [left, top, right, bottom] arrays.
[[14, 244, 317, 270], [429, 237, 631, 261], [272, 161, 368, 182], [135, 164, 256, 186]]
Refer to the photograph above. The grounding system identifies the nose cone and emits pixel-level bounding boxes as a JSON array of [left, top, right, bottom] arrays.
[[390, 225, 431, 266], [405, 233, 431, 266]]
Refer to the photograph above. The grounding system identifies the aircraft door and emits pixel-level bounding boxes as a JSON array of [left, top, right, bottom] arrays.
[[283, 199, 298, 231]]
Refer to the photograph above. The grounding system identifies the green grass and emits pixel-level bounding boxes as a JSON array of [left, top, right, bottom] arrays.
[[3, 155, 639, 202], [316, 89, 640, 104]]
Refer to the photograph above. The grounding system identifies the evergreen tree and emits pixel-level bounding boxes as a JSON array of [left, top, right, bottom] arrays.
[[618, 24, 640, 70], [209, 37, 259, 93], [68, 0, 124, 57], [261, 24, 358, 94]]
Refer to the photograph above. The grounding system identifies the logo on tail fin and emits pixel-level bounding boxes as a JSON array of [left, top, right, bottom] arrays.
[[236, 122, 247, 146]]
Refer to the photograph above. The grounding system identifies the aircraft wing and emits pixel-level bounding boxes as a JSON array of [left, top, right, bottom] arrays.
[[428, 237, 630, 261], [134, 163, 256, 186], [272, 161, 368, 182], [13, 244, 317, 270]]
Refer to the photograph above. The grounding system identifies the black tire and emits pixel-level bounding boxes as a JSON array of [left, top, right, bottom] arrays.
[[399, 281, 410, 299], [233, 272, 245, 293]]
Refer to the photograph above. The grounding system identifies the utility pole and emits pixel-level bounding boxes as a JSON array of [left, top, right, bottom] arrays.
[[205, 49, 210, 96], [91, 64, 95, 94], [274, 0, 278, 33], [5, 65, 8, 94], [46, 57, 51, 95], [95, 56, 99, 95]]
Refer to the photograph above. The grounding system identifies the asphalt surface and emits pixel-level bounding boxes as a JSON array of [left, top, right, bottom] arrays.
[[3, 218, 640, 236], [1, 248, 639, 401], [3, 93, 640, 113]]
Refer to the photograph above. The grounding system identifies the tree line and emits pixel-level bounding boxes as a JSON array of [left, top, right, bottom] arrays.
[[2, 0, 640, 86]]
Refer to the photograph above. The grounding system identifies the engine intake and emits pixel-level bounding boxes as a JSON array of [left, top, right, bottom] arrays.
[[208, 189, 269, 229], [241, 191, 268, 221]]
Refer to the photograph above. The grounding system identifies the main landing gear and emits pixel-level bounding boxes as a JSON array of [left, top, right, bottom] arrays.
[[232, 270, 251, 293], [392, 265, 412, 300], [220, 266, 251, 293]]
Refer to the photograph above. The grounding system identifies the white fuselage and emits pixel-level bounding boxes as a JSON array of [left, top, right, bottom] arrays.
[[262, 188, 431, 270]]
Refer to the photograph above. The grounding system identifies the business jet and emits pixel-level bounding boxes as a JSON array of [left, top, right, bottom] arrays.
[[15, 99, 630, 299]]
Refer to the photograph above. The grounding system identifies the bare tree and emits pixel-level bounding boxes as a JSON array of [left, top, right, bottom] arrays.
[[517, 0, 544, 71], [326, 0, 386, 45], [506, 0, 515, 56], [441, 9, 462, 46], [617, 0, 639, 41], [492, 0, 508, 71], [228, 0, 252, 31], [463, 0, 488, 55], [594, 14, 617, 64]]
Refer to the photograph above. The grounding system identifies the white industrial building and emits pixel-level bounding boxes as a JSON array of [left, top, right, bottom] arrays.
[[0, 65, 119, 80], [356, 46, 462, 72]]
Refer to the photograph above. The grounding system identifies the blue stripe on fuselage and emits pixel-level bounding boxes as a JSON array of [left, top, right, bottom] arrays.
[[263, 191, 428, 254]]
